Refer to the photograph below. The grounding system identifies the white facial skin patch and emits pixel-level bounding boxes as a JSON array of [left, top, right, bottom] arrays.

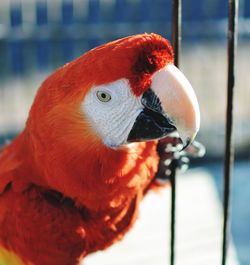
[[82, 79, 143, 147]]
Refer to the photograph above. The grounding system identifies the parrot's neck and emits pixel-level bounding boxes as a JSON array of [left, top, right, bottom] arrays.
[[3, 129, 158, 211], [50, 140, 159, 211]]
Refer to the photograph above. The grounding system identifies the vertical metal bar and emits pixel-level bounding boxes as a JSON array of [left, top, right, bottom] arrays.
[[170, 1, 181, 265], [172, 0, 181, 67], [222, 0, 238, 265], [169, 159, 177, 265]]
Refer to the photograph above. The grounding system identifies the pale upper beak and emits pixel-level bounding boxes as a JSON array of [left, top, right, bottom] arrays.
[[151, 64, 200, 148]]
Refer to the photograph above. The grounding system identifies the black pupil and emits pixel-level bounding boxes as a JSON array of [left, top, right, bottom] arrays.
[[101, 93, 107, 98]]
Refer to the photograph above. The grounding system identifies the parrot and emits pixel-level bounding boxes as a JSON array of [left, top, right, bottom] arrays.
[[0, 33, 200, 265]]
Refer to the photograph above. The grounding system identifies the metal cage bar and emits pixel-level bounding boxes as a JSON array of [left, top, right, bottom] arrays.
[[169, 1, 182, 265], [222, 0, 239, 265], [172, 0, 181, 67]]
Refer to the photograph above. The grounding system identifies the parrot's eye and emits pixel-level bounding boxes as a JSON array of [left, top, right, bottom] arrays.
[[96, 91, 112, 102]]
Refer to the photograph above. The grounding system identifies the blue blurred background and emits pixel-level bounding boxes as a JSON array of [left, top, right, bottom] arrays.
[[0, 0, 249, 74], [0, 0, 250, 264]]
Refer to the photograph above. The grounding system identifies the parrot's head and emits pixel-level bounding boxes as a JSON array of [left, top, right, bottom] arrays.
[[28, 33, 200, 153], [81, 33, 200, 149]]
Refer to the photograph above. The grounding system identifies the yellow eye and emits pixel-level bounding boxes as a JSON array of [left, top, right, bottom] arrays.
[[96, 91, 112, 102]]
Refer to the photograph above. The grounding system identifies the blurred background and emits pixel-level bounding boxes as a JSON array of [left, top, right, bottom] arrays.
[[0, 0, 249, 264]]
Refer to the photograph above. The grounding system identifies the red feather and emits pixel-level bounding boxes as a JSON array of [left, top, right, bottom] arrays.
[[0, 33, 173, 265]]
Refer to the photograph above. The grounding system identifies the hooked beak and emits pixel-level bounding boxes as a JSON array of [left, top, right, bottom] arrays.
[[127, 64, 200, 148]]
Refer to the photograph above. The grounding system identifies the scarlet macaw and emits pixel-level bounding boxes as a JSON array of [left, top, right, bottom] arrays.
[[0, 33, 200, 265]]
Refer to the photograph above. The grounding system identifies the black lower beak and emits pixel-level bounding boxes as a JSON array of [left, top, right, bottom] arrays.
[[127, 89, 176, 143]]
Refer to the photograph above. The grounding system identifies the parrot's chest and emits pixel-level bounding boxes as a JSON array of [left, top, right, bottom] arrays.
[[0, 186, 140, 265], [0, 188, 87, 265], [84, 195, 139, 254], [0, 143, 159, 265]]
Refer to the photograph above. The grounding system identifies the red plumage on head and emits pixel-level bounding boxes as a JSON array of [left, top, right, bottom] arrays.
[[34, 33, 174, 104], [0, 33, 173, 265], [78, 33, 174, 96]]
